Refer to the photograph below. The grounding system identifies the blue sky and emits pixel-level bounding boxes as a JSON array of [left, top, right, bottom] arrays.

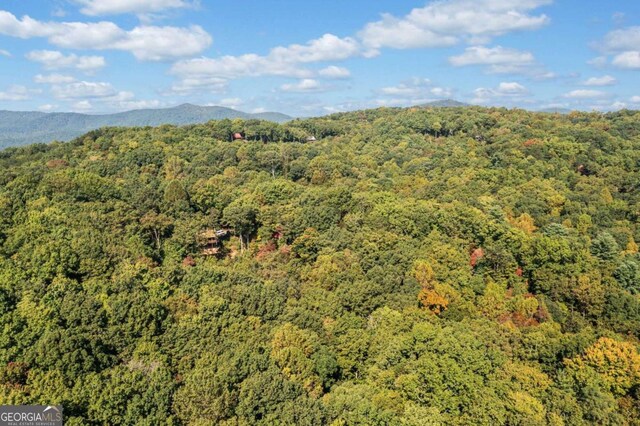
[[0, 0, 638, 116]]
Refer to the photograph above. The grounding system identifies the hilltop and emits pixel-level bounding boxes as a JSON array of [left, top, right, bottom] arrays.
[[0, 106, 639, 424]]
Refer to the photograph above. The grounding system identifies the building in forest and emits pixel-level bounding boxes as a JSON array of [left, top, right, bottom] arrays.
[[198, 228, 230, 256]]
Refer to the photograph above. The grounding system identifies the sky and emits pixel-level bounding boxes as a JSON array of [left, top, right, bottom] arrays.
[[0, 0, 639, 116]]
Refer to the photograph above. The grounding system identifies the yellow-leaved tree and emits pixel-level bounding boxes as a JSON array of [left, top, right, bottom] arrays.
[[565, 337, 640, 397]]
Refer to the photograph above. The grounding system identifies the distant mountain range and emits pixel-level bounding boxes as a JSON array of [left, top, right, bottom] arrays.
[[537, 107, 573, 114], [0, 103, 292, 148], [420, 99, 470, 108]]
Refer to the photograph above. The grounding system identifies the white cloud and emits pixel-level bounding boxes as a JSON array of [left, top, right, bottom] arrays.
[[582, 75, 617, 86], [218, 98, 243, 108], [449, 45, 534, 68], [630, 96, 640, 103], [117, 99, 163, 110], [34, 73, 77, 84], [496, 82, 528, 95], [359, 0, 551, 50], [38, 104, 58, 112], [600, 26, 640, 52], [448, 45, 555, 79], [611, 51, 640, 69], [0, 10, 212, 61], [50, 83, 161, 112], [111, 25, 212, 61], [584, 100, 627, 112], [280, 79, 325, 93], [597, 27, 640, 70], [173, 34, 359, 79], [270, 34, 361, 63], [374, 98, 431, 107], [170, 34, 362, 93], [430, 87, 452, 97], [609, 101, 627, 110], [27, 50, 105, 72], [74, 0, 195, 16], [472, 81, 529, 104], [0, 49, 10, 57], [378, 77, 453, 105], [169, 1, 552, 95], [72, 100, 93, 111], [381, 78, 431, 96], [171, 54, 311, 82], [169, 76, 228, 95], [318, 65, 351, 79], [0, 85, 38, 101], [588, 56, 607, 68], [51, 81, 117, 99], [563, 89, 608, 99]]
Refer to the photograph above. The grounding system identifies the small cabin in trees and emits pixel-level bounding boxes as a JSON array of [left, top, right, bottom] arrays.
[[232, 132, 245, 141], [198, 228, 230, 256], [306, 135, 317, 142]]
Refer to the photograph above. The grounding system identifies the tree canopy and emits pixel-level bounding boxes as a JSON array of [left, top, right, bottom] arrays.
[[1, 106, 640, 424]]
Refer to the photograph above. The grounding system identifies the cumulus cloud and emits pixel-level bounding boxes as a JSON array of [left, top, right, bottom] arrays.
[[0, 85, 38, 101], [597, 26, 640, 70], [170, 34, 361, 94], [169, 0, 553, 94], [472, 81, 529, 104], [47, 81, 162, 112], [588, 56, 607, 68], [34, 73, 77, 84], [583, 100, 626, 112], [38, 104, 58, 112], [631, 96, 640, 103], [582, 75, 617, 86], [611, 51, 640, 69], [0, 10, 212, 61], [449, 45, 534, 68], [27, 50, 105, 72], [280, 79, 326, 93], [270, 34, 361, 63], [172, 55, 310, 83], [218, 98, 243, 108], [448, 45, 554, 78], [72, 100, 93, 111], [169, 76, 228, 95], [116, 99, 163, 110], [51, 81, 118, 99], [0, 49, 10, 57], [359, 0, 551, 50], [563, 89, 609, 99], [74, 0, 196, 16], [600, 26, 640, 52], [318, 65, 351, 79], [377, 77, 453, 105]]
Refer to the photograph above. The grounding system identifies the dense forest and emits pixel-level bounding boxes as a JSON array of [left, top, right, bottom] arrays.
[[0, 106, 639, 425]]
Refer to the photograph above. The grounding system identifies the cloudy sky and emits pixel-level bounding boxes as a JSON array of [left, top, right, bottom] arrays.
[[0, 0, 638, 115]]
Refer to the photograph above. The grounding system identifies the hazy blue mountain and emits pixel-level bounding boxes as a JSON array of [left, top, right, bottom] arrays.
[[0, 103, 292, 148], [420, 99, 470, 108], [538, 107, 574, 114]]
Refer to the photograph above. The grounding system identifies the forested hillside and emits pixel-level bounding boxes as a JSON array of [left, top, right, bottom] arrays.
[[1, 107, 640, 425], [0, 104, 291, 148]]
